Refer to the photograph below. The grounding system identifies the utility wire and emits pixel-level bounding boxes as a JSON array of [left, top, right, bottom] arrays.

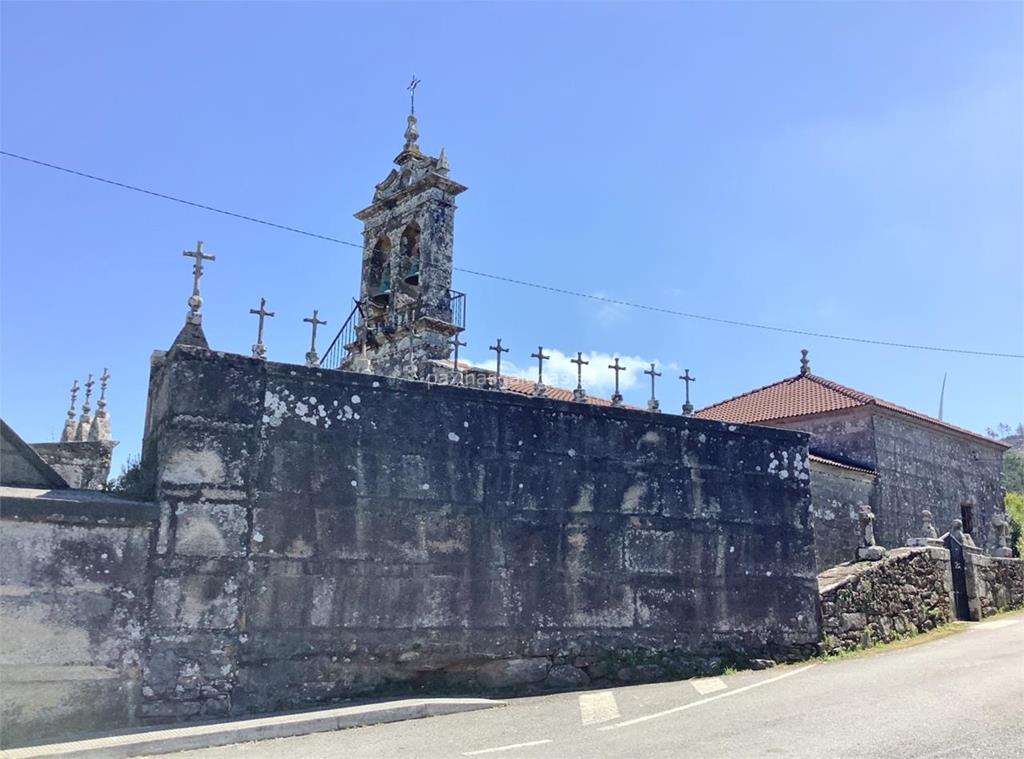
[[3, 149, 1021, 360]]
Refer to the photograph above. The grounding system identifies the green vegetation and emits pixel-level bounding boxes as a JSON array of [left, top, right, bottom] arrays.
[[106, 454, 147, 498], [1005, 490, 1024, 558], [988, 423, 1023, 558]]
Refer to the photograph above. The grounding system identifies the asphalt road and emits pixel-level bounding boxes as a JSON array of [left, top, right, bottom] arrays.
[[161, 613, 1023, 759]]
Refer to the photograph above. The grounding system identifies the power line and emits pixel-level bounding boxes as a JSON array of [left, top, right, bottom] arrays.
[[0, 151, 362, 249], [3, 149, 1021, 360]]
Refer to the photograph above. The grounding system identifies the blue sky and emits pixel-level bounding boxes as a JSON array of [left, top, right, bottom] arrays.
[[2, 2, 1021, 476]]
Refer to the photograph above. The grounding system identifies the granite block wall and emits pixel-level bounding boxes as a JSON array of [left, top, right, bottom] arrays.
[[0, 494, 157, 747], [818, 547, 955, 654], [965, 553, 1024, 620], [807, 461, 876, 571], [31, 441, 116, 491], [139, 345, 821, 719], [871, 414, 1005, 552]]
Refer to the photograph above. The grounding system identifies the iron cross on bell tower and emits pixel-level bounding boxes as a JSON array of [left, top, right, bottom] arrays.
[[344, 79, 469, 378]]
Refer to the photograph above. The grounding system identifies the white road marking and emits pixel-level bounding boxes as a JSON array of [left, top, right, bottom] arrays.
[[463, 739, 554, 755], [970, 619, 1020, 630], [579, 691, 620, 725], [690, 676, 727, 695], [598, 664, 818, 731]]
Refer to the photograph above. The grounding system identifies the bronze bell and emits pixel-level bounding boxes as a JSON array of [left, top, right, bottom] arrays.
[[403, 256, 421, 285]]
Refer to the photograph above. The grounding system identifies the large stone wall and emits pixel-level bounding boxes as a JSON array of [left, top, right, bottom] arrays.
[[818, 547, 1024, 654], [140, 345, 821, 721], [818, 547, 955, 654], [808, 459, 876, 570], [0, 492, 157, 746]]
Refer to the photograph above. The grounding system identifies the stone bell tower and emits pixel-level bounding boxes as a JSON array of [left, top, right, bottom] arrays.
[[343, 105, 468, 377]]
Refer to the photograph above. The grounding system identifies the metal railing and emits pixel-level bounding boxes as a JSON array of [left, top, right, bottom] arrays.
[[321, 300, 362, 370], [319, 290, 466, 371]]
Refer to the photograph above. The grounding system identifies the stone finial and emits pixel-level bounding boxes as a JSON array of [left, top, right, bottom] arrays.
[[799, 349, 810, 376], [75, 373, 94, 442], [991, 512, 1013, 557], [61, 379, 80, 442], [403, 114, 420, 154], [436, 147, 450, 174], [88, 368, 112, 442], [856, 504, 885, 561]]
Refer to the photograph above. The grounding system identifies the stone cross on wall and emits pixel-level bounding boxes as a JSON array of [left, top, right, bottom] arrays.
[[571, 352, 589, 403], [680, 369, 696, 416], [531, 346, 550, 398], [644, 363, 662, 413], [182, 241, 215, 326], [489, 338, 509, 390], [608, 358, 625, 408], [249, 298, 275, 360], [450, 334, 466, 375], [61, 380, 79, 442], [303, 309, 327, 368]]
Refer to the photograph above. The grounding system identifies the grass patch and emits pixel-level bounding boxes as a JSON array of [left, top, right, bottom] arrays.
[[818, 622, 970, 663]]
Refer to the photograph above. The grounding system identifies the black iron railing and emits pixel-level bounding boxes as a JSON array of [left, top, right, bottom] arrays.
[[319, 290, 466, 371], [450, 290, 466, 331], [321, 300, 362, 370]]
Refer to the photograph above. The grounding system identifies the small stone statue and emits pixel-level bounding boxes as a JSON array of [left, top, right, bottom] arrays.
[[946, 518, 977, 548], [991, 512, 1013, 558], [921, 509, 938, 539], [907, 508, 940, 547], [856, 504, 885, 561]]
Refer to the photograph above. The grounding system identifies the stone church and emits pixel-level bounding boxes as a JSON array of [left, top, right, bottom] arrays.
[[694, 355, 1010, 569], [0, 107, 1017, 748]]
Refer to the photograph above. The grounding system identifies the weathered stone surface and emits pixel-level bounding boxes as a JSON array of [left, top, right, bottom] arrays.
[[774, 406, 1007, 571], [0, 499, 155, 747], [819, 547, 955, 654], [476, 658, 551, 689], [545, 664, 590, 689], [30, 440, 116, 490], [136, 346, 821, 720]]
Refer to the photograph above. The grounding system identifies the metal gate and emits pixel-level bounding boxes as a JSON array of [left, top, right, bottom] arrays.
[[944, 534, 970, 621]]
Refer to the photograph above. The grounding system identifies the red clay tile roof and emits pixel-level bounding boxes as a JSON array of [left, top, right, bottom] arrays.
[[807, 453, 876, 476], [695, 372, 1008, 448], [432, 360, 638, 409]]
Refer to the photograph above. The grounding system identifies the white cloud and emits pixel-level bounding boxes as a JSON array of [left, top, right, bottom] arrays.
[[591, 291, 628, 326], [470, 347, 679, 399]]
